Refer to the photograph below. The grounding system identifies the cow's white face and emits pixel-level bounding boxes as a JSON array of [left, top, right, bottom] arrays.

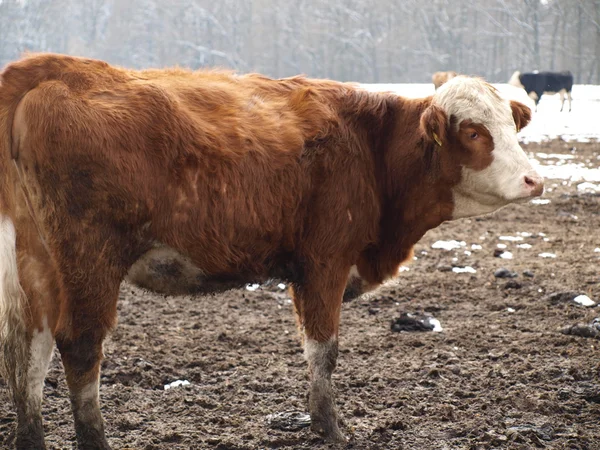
[[425, 76, 543, 219]]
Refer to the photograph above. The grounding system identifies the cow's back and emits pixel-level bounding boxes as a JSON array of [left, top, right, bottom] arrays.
[[519, 71, 573, 94], [3, 53, 379, 279]]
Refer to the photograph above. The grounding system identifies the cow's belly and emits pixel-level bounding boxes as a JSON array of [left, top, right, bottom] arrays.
[[127, 248, 387, 299], [126, 246, 252, 295]]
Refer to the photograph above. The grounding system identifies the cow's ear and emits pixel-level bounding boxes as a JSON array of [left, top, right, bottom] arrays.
[[510, 100, 532, 132], [420, 104, 448, 147]]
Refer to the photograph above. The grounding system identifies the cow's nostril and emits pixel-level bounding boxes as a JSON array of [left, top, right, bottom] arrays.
[[524, 176, 536, 187]]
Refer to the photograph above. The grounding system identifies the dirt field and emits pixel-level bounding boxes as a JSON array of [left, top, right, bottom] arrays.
[[1, 139, 599, 450]]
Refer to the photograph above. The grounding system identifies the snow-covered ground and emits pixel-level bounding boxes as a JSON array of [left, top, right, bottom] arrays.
[[361, 82, 600, 143]]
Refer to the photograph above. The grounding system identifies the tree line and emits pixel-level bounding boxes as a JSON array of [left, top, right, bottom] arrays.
[[1, 0, 599, 84]]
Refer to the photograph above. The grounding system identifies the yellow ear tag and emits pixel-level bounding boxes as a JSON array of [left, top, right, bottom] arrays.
[[432, 132, 442, 147]]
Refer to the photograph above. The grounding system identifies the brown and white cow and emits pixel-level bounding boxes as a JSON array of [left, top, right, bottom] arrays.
[[432, 71, 458, 90], [0, 53, 541, 448]]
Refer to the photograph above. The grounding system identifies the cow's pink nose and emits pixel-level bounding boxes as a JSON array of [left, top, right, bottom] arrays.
[[524, 175, 544, 197]]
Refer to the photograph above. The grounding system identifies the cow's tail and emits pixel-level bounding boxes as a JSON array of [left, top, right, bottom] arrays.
[[0, 215, 29, 401], [0, 54, 47, 400]]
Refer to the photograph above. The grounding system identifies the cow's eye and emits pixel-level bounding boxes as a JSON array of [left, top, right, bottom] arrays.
[[470, 132, 479, 139]]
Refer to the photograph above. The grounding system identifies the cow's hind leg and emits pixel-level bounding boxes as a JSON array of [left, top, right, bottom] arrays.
[[55, 275, 121, 450], [56, 327, 111, 450], [292, 265, 348, 443], [0, 216, 55, 449], [14, 319, 54, 450]]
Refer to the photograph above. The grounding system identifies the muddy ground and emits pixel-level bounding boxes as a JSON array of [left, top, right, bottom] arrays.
[[1, 139, 600, 449]]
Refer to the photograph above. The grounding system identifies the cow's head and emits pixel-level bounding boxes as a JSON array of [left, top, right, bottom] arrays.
[[420, 76, 543, 219]]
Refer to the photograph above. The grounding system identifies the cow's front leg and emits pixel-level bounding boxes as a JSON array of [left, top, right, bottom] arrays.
[[305, 338, 343, 441], [292, 266, 348, 443]]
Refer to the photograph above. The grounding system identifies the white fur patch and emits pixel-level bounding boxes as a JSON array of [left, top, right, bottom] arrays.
[[75, 379, 104, 426], [0, 215, 25, 353], [27, 317, 54, 413], [304, 338, 337, 378]]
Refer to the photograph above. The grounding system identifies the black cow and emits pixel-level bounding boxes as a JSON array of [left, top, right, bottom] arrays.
[[509, 71, 573, 112]]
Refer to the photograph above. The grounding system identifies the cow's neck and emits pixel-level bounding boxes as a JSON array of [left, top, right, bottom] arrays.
[[356, 95, 456, 285]]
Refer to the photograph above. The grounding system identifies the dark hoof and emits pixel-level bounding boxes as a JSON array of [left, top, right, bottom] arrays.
[[16, 420, 46, 450]]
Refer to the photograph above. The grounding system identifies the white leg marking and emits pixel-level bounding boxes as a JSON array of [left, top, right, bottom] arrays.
[[560, 90, 565, 110], [304, 338, 344, 440], [26, 317, 54, 414], [74, 378, 104, 428], [304, 337, 337, 376]]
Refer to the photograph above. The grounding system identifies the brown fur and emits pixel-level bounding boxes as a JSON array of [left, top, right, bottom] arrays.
[[0, 53, 531, 446], [510, 99, 532, 132], [432, 71, 458, 90]]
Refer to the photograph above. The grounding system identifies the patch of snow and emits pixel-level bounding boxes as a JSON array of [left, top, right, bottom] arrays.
[[517, 84, 600, 143], [399, 266, 410, 272], [278, 283, 286, 290], [507, 307, 516, 313], [499, 236, 524, 242], [594, 248, 600, 253], [530, 199, 551, 205], [536, 153, 575, 160], [164, 380, 190, 390], [246, 283, 260, 291], [573, 295, 596, 307], [577, 182, 600, 192], [517, 243, 533, 249], [429, 318, 443, 332], [471, 244, 483, 250], [464, 250, 472, 256], [497, 244, 507, 249], [538, 253, 557, 258], [499, 251, 513, 259], [533, 160, 600, 182], [452, 266, 476, 274], [518, 232, 533, 237], [432, 240, 466, 251]]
